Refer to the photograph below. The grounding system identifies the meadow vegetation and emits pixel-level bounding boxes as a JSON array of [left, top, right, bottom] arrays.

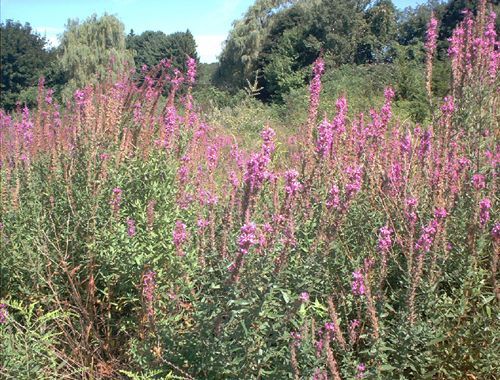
[[0, 0, 499, 379]]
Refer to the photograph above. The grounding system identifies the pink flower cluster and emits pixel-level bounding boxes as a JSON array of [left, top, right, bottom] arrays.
[[381, 87, 395, 126], [356, 363, 366, 379], [415, 218, 439, 253], [260, 126, 276, 157], [351, 270, 365, 296], [199, 189, 219, 206], [173, 221, 188, 255], [345, 165, 363, 199], [310, 58, 325, 107], [162, 106, 178, 148], [313, 368, 328, 380], [472, 173, 486, 190], [333, 96, 348, 134], [244, 127, 276, 192], [186, 56, 197, 84], [405, 197, 419, 225], [284, 169, 302, 197], [315, 96, 348, 157], [415, 208, 447, 253], [316, 118, 333, 157], [479, 198, 491, 227], [45, 88, 54, 105], [417, 129, 432, 160], [170, 68, 184, 91], [206, 145, 219, 170], [127, 217, 136, 237], [74, 89, 87, 106], [245, 153, 270, 192], [425, 16, 439, 58], [238, 222, 257, 255], [399, 131, 412, 155], [110, 187, 122, 215], [0, 303, 8, 324], [197, 218, 210, 231], [448, 8, 498, 84], [492, 223, 500, 242], [142, 270, 156, 318], [378, 225, 393, 252], [19, 106, 34, 149], [133, 101, 143, 126], [441, 96, 455, 116], [299, 291, 310, 302], [388, 162, 403, 192], [326, 184, 341, 210], [434, 207, 448, 220], [324, 322, 335, 332]]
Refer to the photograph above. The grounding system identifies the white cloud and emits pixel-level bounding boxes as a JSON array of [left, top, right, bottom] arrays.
[[195, 34, 226, 63], [34, 26, 63, 48], [32, 28, 227, 62]]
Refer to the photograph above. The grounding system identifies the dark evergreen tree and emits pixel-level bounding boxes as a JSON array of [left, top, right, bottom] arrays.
[[0, 20, 54, 110], [127, 29, 198, 73]]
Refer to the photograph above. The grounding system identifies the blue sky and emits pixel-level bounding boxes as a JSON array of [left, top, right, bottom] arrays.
[[1, 0, 425, 63]]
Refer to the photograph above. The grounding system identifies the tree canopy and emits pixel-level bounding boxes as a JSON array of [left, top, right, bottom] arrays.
[[2, 0, 498, 109], [59, 14, 134, 97], [126, 29, 198, 72], [215, 0, 401, 100], [213, 0, 499, 102], [214, 0, 297, 90], [0, 20, 55, 110]]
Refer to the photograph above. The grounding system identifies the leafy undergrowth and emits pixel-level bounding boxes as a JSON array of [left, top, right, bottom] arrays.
[[0, 6, 499, 380]]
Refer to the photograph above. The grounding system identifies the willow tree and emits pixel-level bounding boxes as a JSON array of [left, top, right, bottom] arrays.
[[215, 0, 390, 95], [60, 14, 133, 98], [214, 0, 298, 90]]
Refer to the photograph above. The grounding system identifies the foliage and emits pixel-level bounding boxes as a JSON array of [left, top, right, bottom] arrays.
[[126, 29, 198, 73], [214, 0, 497, 102], [397, 0, 444, 46], [214, 0, 297, 90], [0, 2, 499, 379], [216, 0, 400, 99], [0, 301, 77, 379], [0, 20, 55, 110], [59, 14, 134, 100]]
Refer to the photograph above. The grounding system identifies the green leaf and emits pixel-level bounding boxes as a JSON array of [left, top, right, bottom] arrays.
[[428, 336, 445, 346], [280, 290, 290, 304], [380, 364, 396, 372]]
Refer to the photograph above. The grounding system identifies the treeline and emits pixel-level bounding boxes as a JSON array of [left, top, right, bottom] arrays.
[[0, 14, 197, 110], [214, 0, 499, 102], [1, 0, 498, 113]]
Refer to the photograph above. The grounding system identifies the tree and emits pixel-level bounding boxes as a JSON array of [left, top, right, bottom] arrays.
[[127, 30, 198, 70], [397, 0, 445, 46], [215, 0, 387, 96], [257, 4, 318, 101], [359, 0, 398, 63], [307, 0, 371, 65], [164, 30, 198, 71], [59, 14, 133, 97], [127, 29, 198, 73], [214, 0, 297, 90], [0, 20, 54, 110], [127, 30, 171, 69]]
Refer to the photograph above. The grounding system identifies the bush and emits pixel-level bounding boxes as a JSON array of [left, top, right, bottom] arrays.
[[0, 5, 498, 378]]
